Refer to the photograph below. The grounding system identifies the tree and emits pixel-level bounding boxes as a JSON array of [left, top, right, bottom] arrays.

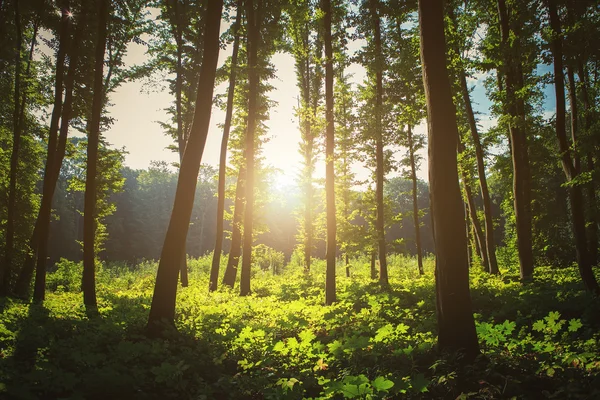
[[1, 0, 23, 295], [147, 0, 224, 336], [546, 0, 599, 294], [81, 0, 109, 309], [210, 0, 243, 292], [322, 0, 336, 305], [496, 0, 534, 280], [418, 0, 478, 357], [240, 0, 260, 296]]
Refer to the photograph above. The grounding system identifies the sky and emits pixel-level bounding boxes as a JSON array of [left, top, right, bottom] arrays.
[[101, 14, 554, 190]]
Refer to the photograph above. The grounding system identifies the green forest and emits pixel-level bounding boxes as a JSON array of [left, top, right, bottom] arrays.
[[1, 0, 600, 398]]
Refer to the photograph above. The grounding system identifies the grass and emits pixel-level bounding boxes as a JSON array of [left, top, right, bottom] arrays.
[[0, 254, 599, 399]]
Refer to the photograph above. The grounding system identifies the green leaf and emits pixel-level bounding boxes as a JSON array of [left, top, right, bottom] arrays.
[[532, 320, 546, 332], [372, 376, 394, 392], [568, 319, 583, 332]]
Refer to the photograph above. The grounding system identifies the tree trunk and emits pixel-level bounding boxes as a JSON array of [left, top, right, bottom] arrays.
[[407, 125, 424, 275], [147, 0, 224, 336], [210, 0, 242, 292], [370, 251, 377, 279], [459, 71, 499, 274], [1, 0, 22, 295], [367, 0, 388, 286], [463, 177, 488, 268], [222, 166, 245, 288], [497, 0, 534, 280], [5, 12, 39, 297], [345, 254, 350, 277], [418, 0, 479, 357], [323, 0, 336, 305], [82, 0, 109, 309], [548, 0, 599, 294], [465, 202, 472, 267], [167, 0, 189, 288], [240, 0, 261, 297], [576, 60, 598, 265], [31, 8, 73, 302]]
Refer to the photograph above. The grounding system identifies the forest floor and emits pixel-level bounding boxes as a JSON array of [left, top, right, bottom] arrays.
[[1, 255, 599, 399]]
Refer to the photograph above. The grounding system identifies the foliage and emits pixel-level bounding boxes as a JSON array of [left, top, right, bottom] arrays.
[[1, 256, 599, 399]]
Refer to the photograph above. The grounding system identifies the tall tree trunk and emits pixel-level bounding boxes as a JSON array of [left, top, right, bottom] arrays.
[[463, 177, 488, 268], [497, 0, 534, 280], [548, 0, 599, 294], [222, 166, 245, 288], [1, 0, 22, 295], [82, 0, 109, 309], [303, 50, 314, 274], [31, 7, 72, 302], [4, 11, 39, 296], [166, 0, 189, 288], [210, 0, 242, 291], [407, 125, 424, 275], [576, 60, 598, 265], [147, 0, 223, 335], [322, 0, 336, 305], [240, 0, 261, 297], [459, 72, 499, 274], [368, 0, 388, 286], [418, 0, 479, 357]]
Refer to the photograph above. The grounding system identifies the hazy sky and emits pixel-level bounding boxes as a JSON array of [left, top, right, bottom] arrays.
[[101, 15, 547, 188]]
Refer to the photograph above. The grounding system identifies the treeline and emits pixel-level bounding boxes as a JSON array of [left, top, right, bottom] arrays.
[[46, 156, 434, 267]]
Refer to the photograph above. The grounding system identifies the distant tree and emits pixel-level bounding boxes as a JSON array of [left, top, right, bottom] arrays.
[[418, 0, 478, 357]]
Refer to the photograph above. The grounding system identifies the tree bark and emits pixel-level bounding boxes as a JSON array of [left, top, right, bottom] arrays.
[[1, 0, 22, 295], [418, 0, 479, 357], [459, 71, 499, 274], [548, 0, 599, 294], [240, 0, 261, 297], [147, 0, 224, 335], [367, 0, 388, 286], [576, 60, 598, 265], [322, 0, 336, 305], [82, 0, 109, 309], [407, 125, 424, 275], [222, 166, 245, 288], [210, 0, 242, 292], [497, 0, 534, 280]]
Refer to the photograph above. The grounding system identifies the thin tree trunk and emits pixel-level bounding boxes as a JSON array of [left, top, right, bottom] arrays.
[[407, 125, 424, 275], [240, 0, 261, 297], [323, 0, 336, 305], [222, 166, 245, 288], [418, 0, 479, 357], [166, 0, 189, 288], [464, 178, 488, 268], [370, 251, 377, 279], [210, 0, 242, 291], [458, 71, 499, 274], [5, 14, 39, 297], [368, 0, 388, 286], [32, 7, 72, 302], [576, 60, 598, 265], [82, 0, 109, 309], [497, 0, 534, 280], [465, 202, 472, 267], [1, 0, 22, 295], [548, 0, 599, 294], [147, 0, 224, 336], [345, 254, 350, 277]]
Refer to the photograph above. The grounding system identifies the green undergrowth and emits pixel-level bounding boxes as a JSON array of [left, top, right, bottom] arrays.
[[1, 255, 599, 399]]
